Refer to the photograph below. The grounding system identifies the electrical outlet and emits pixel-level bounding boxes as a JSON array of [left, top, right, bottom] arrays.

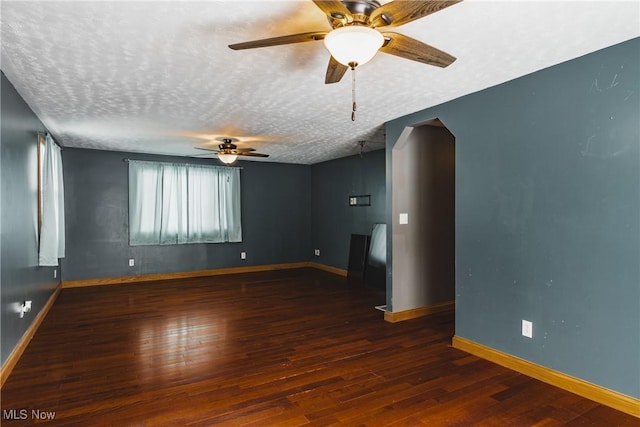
[[20, 300, 32, 318], [314, 249, 320, 256], [129, 258, 135, 267], [522, 320, 533, 338], [54, 269, 57, 279], [241, 252, 246, 260]]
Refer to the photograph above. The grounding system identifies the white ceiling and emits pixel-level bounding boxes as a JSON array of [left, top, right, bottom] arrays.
[[1, 1, 638, 164]]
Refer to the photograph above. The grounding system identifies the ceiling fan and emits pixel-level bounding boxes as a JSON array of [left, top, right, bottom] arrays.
[[194, 137, 269, 164], [229, 0, 461, 84]]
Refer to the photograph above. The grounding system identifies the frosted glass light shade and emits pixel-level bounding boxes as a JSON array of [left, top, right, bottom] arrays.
[[218, 153, 238, 164], [324, 26, 384, 67]]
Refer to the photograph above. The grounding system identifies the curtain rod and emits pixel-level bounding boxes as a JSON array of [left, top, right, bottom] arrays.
[[122, 158, 243, 169], [37, 131, 64, 149]]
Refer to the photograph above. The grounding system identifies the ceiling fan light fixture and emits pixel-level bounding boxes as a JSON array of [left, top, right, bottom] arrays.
[[217, 153, 238, 164], [323, 26, 384, 67]]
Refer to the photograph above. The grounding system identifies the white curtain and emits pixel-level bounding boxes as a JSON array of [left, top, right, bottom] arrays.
[[39, 135, 66, 266], [129, 161, 241, 245]]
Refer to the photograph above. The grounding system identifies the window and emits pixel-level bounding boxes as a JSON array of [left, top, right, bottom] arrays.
[[37, 133, 46, 236], [128, 160, 242, 245], [38, 134, 66, 266]]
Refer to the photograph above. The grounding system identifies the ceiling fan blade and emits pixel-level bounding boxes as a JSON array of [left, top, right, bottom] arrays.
[[380, 32, 456, 68], [312, 1, 353, 25], [325, 56, 349, 84], [239, 152, 269, 158], [229, 31, 327, 50], [370, 0, 461, 28], [194, 147, 219, 153], [235, 148, 256, 152]]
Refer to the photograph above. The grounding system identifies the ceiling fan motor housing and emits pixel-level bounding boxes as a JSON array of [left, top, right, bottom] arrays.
[[219, 141, 237, 152], [332, 0, 385, 27]]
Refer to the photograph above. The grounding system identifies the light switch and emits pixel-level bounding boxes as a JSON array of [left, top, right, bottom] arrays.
[[522, 320, 533, 338], [399, 213, 409, 225]]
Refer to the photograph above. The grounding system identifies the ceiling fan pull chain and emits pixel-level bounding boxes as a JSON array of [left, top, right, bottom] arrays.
[[351, 63, 357, 121]]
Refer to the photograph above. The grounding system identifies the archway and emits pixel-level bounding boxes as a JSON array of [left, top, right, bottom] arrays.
[[386, 118, 456, 321]]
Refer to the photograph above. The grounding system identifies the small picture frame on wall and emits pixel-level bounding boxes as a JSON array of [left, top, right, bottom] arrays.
[[349, 195, 371, 207]]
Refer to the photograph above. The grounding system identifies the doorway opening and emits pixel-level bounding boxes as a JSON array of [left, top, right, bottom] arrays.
[[388, 118, 456, 319]]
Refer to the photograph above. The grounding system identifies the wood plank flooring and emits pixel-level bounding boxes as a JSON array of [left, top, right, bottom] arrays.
[[1, 268, 636, 426]]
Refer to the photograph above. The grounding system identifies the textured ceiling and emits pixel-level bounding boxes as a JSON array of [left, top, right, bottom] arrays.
[[1, 1, 638, 164]]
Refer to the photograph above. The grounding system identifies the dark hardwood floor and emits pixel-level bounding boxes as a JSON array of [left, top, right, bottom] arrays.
[[1, 268, 636, 426]]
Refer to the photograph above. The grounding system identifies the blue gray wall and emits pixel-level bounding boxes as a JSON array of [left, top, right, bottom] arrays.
[[62, 148, 386, 281], [61, 148, 312, 281], [386, 39, 639, 398], [1, 72, 59, 366], [311, 150, 386, 270]]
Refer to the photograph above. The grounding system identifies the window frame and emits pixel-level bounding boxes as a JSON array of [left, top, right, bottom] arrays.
[[128, 160, 242, 246]]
